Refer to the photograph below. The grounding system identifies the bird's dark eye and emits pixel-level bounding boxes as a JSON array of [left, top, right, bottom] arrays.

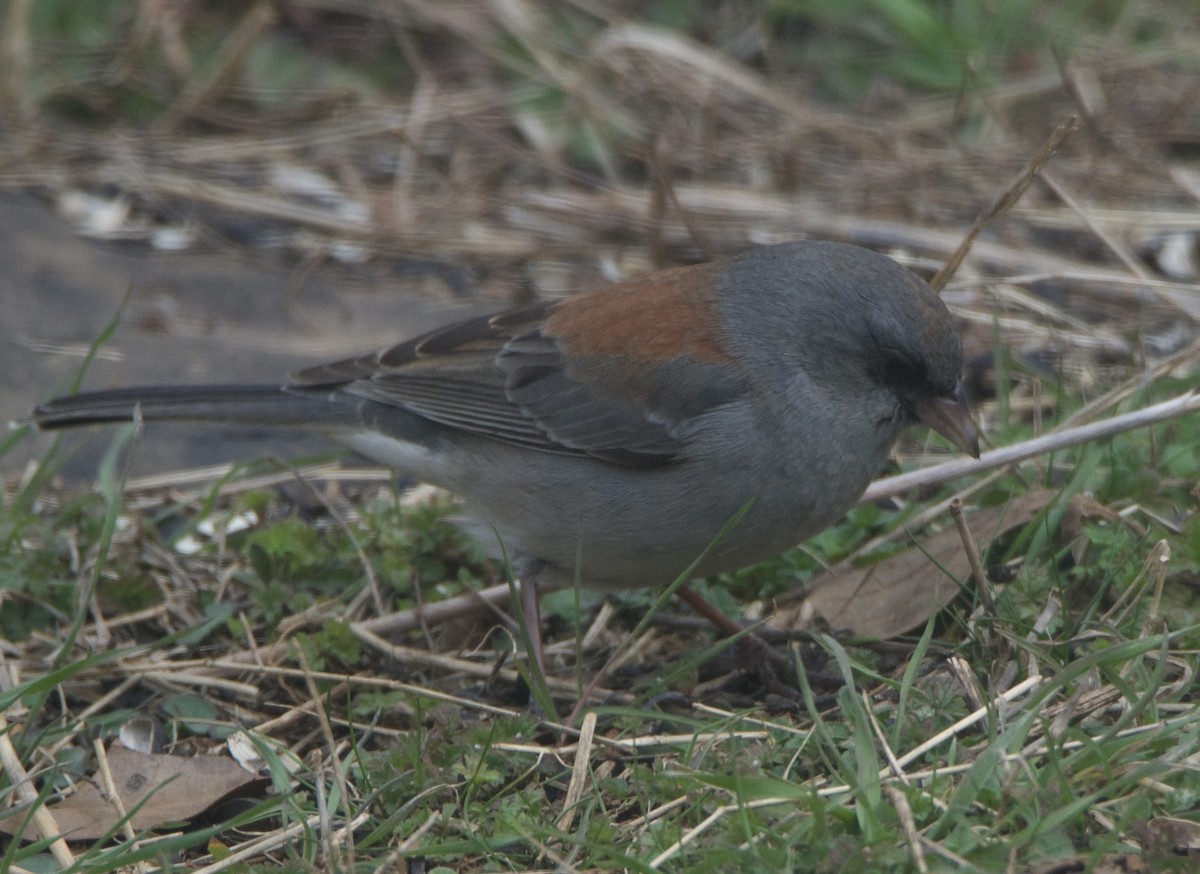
[[872, 350, 928, 392]]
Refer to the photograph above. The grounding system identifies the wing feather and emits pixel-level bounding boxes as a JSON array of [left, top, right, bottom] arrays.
[[288, 277, 746, 467]]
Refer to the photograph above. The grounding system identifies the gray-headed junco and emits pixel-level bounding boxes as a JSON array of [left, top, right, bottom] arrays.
[[32, 241, 977, 663]]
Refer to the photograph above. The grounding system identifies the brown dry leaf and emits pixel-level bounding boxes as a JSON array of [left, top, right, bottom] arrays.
[[0, 743, 261, 842], [770, 489, 1062, 639], [1021, 855, 1146, 874], [1020, 860, 1086, 874], [1131, 815, 1200, 859], [1092, 857, 1148, 874]]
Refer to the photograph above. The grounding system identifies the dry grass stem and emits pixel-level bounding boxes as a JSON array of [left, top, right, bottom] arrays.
[[931, 115, 1078, 292], [0, 714, 75, 868], [950, 498, 996, 615], [864, 392, 1200, 502]]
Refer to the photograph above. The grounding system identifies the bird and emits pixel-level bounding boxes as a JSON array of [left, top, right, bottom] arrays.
[[31, 240, 978, 674]]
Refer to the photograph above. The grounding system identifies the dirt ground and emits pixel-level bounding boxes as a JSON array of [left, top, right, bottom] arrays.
[[1, 193, 485, 477]]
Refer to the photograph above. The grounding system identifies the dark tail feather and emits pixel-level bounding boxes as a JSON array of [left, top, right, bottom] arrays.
[[31, 384, 347, 431]]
